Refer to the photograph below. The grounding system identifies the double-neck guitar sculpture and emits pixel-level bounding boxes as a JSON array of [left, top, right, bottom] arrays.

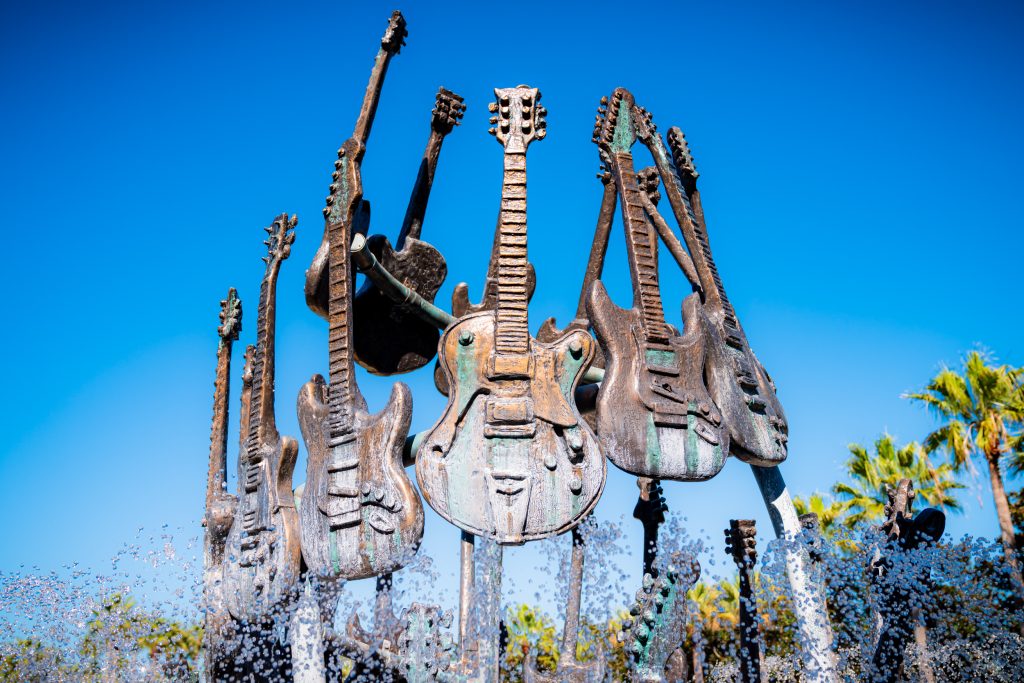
[[588, 88, 728, 481], [299, 10, 424, 580], [417, 86, 605, 544], [221, 214, 302, 621]]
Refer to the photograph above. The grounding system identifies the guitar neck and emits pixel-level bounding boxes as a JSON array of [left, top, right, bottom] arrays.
[[494, 149, 530, 358], [351, 46, 397, 149], [573, 178, 617, 320], [611, 151, 671, 346], [206, 337, 233, 508], [327, 208, 357, 444], [246, 264, 282, 455], [652, 133, 742, 341], [397, 128, 446, 247]]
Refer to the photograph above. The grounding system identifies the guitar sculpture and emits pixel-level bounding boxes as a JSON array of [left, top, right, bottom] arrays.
[[417, 86, 605, 544], [725, 519, 762, 683], [222, 214, 302, 621], [305, 10, 407, 320], [586, 88, 728, 481], [639, 120, 788, 465], [354, 87, 465, 376], [298, 25, 423, 579], [203, 289, 241, 665]]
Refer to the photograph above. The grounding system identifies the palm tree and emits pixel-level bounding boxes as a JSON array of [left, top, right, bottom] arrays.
[[792, 493, 850, 540], [833, 434, 964, 528], [905, 350, 1024, 612]]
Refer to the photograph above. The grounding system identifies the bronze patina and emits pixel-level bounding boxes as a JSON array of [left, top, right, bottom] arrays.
[[725, 519, 763, 683]]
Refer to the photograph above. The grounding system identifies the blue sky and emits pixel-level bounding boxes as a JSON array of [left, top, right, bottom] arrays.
[[2, 0, 1023, 613]]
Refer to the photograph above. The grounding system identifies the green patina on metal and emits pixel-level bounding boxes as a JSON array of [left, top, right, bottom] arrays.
[[329, 529, 340, 575], [686, 409, 700, 473], [644, 413, 662, 473], [645, 348, 678, 370], [612, 97, 635, 152]]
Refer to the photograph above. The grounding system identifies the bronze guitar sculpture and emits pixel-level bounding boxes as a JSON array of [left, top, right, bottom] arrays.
[[222, 214, 302, 622], [305, 10, 407, 320], [417, 86, 605, 544], [637, 121, 788, 465], [586, 88, 728, 482], [298, 35, 423, 579], [354, 86, 465, 376]]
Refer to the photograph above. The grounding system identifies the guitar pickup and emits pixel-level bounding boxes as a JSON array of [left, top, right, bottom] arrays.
[[645, 346, 679, 376], [484, 397, 536, 439], [653, 410, 688, 428], [487, 353, 532, 379]]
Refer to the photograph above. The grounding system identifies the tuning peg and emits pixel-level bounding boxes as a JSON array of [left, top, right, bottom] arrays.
[[263, 239, 270, 246], [600, 96, 608, 105], [261, 256, 269, 264], [537, 106, 547, 117], [489, 116, 498, 124], [535, 129, 546, 139], [325, 195, 335, 206], [487, 102, 498, 113], [337, 147, 346, 158], [488, 127, 497, 136]]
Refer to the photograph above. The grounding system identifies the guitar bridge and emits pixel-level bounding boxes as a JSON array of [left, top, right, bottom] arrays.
[[483, 396, 536, 438]]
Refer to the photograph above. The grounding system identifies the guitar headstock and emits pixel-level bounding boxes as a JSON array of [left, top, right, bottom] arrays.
[[381, 10, 408, 55], [724, 519, 757, 568], [632, 104, 657, 145], [637, 166, 661, 206], [262, 213, 297, 267], [487, 85, 547, 151], [241, 344, 256, 386], [592, 88, 636, 161], [667, 127, 699, 192], [633, 477, 668, 527], [218, 288, 242, 341], [431, 87, 466, 135]]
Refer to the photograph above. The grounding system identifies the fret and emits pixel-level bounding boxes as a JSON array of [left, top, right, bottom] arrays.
[[494, 149, 531, 357]]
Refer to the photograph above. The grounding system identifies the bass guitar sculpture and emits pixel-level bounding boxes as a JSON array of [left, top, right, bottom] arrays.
[[586, 88, 728, 481], [298, 34, 423, 579], [639, 119, 787, 464], [305, 10, 407, 319], [222, 214, 302, 621], [353, 86, 465, 376], [417, 86, 605, 544]]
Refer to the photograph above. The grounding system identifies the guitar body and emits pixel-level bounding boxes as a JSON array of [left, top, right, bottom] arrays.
[[701, 308, 788, 465], [298, 374, 424, 579], [588, 281, 728, 481], [222, 434, 301, 621], [417, 311, 605, 544], [353, 234, 447, 375]]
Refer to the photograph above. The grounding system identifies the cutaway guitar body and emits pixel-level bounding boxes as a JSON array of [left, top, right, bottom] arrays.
[[418, 312, 602, 542], [586, 89, 728, 482], [298, 375, 422, 578], [418, 86, 605, 544]]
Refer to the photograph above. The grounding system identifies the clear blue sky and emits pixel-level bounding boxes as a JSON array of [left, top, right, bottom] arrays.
[[2, 0, 1023, 613]]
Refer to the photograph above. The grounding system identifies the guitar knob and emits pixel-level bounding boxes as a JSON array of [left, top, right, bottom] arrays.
[[458, 331, 474, 346], [568, 339, 583, 359], [569, 476, 582, 494], [544, 453, 557, 470]]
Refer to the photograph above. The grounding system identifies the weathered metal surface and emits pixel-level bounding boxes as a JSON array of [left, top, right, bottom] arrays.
[[638, 118, 788, 465], [305, 10, 407, 319], [352, 232, 455, 331], [299, 18, 423, 579], [354, 87, 465, 375], [522, 527, 605, 682], [632, 477, 668, 578], [203, 288, 242, 679], [222, 214, 302, 622], [619, 553, 700, 683], [417, 87, 605, 544], [587, 88, 728, 482], [635, 165, 700, 291], [725, 519, 763, 683]]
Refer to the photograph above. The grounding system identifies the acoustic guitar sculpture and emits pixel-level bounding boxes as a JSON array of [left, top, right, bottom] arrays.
[[586, 88, 728, 481], [305, 10, 407, 320], [417, 86, 605, 544], [298, 39, 423, 579], [222, 214, 302, 621], [353, 87, 465, 376], [638, 120, 787, 465]]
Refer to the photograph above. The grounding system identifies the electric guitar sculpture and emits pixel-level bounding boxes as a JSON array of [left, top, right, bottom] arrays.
[[586, 88, 728, 481], [298, 31, 423, 579], [638, 119, 788, 465], [203, 289, 241, 660], [305, 10, 407, 320], [417, 86, 605, 544], [222, 214, 302, 621], [354, 87, 465, 376]]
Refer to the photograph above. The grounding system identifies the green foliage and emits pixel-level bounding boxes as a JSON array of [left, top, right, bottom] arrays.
[[502, 604, 558, 679], [792, 492, 850, 539]]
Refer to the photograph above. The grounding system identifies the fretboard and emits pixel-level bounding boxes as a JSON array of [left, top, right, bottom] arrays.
[[327, 215, 356, 445], [246, 276, 271, 460], [206, 338, 232, 507], [397, 128, 444, 247], [613, 151, 671, 345], [494, 150, 530, 356]]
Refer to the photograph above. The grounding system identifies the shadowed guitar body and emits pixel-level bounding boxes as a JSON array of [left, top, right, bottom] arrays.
[[587, 89, 728, 482], [353, 87, 464, 375], [589, 283, 726, 480], [298, 375, 423, 578], [418, 312, 603, 543]]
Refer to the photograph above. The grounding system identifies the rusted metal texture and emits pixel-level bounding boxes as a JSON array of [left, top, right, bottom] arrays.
[[725, 519, 763, 683], [417, 86, 605, 544], [587, 88, 728, 482], [353, 86, 465, 375]]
